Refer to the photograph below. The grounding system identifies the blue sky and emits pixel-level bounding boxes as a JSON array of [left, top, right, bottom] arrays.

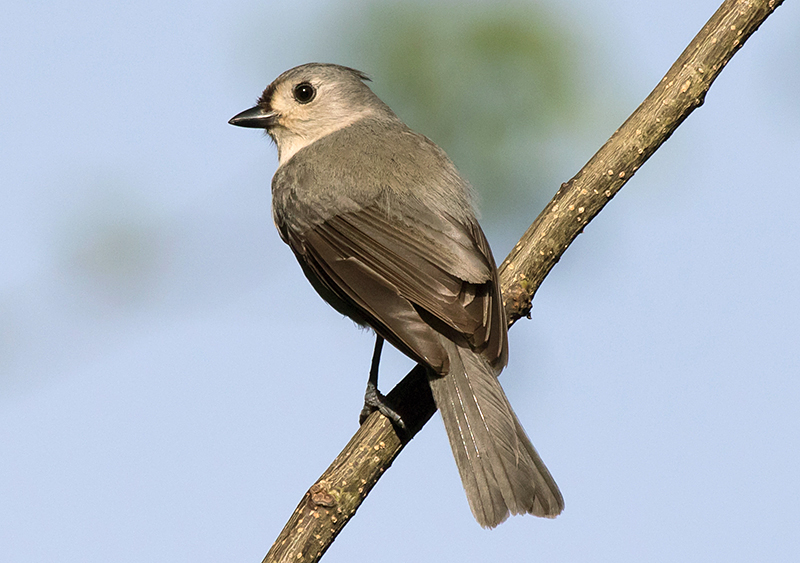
[[2, 1, 799, 562]]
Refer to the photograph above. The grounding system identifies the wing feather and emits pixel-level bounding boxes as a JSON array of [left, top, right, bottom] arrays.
[[281, 199, 507, 372]]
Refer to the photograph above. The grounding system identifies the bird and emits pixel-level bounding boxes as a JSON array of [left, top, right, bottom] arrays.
[[229, 62, 563, 527]]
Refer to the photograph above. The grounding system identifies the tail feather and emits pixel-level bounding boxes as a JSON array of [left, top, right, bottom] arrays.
[[427, 339, 563, 527]]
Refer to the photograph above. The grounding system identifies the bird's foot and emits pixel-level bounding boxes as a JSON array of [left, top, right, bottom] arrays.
[[359, 381, 407, 432]]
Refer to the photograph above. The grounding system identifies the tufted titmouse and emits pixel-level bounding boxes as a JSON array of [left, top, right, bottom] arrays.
[[229, 63, 563, 527]]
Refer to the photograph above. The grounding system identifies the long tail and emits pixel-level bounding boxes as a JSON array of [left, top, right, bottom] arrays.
[[427, 339, 564, 527]]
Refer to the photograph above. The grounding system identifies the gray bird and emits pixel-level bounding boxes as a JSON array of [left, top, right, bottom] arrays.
[[229, 63, 563, 527]]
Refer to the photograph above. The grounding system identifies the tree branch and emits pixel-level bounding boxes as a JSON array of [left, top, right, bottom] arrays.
[[262, 1, 785, 561]]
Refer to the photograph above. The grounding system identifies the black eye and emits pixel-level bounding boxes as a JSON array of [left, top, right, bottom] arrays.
[[293, 82, 316, 104]]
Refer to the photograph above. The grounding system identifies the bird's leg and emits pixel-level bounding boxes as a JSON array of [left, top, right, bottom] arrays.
[[359, 335, 406, 430]]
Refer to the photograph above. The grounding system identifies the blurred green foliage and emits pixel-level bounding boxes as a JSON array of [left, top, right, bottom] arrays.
[[58, 180, 165, 308], [338, 1, 583, 219]]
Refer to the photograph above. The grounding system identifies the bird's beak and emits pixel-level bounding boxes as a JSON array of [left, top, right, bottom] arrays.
[[228, 105, 278, 129]]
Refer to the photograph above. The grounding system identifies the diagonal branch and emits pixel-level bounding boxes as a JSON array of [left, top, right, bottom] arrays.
[[261, 1, 785, 561]]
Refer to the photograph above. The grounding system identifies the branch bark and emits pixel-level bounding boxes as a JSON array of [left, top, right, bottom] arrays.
[[262, 1, 785, 561]]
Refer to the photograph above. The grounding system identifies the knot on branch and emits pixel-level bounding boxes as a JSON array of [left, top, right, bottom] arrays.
[[309, 483, 336, 508], [504, 277, 534, 324]]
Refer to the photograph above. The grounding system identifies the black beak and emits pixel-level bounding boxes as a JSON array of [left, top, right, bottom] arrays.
[[228, 105, 277, 129]]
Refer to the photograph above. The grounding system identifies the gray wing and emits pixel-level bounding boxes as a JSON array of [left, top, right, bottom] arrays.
[[278, 199, 508, 375]]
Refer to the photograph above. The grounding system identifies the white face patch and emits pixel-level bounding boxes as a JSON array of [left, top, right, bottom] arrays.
[[266, 77, 381, 166]]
